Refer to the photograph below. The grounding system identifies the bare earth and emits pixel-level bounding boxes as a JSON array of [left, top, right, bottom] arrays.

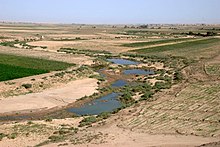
[[0, 78, 98, 114], [0, 23, 220, 147], [65, 129, 218, 147], [0, 118, 218, 147], [49, 120, 219, 147], [0, 46, 93, 65]]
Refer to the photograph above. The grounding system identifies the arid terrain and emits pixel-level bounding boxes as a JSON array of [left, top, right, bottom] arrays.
[[0, 23, 220, 147]]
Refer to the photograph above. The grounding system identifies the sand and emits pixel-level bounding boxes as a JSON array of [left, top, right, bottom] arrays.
[[1, 23, 220, 147], [0, 46, 93, 65], [0, 78, 98, 114], [0, 117, 218, 147], [41, 123, 219, 147], [27, 40, 82, 47]]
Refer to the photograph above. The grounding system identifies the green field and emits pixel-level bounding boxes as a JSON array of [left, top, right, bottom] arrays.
[[132, 38, 220, 58], [121, 38, 195, 47], [0, 64, 48, 81], [0, 54, 75, 81]]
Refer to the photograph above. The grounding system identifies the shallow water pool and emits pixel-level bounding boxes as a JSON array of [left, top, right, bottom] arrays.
[[67, 93, 122, 116]]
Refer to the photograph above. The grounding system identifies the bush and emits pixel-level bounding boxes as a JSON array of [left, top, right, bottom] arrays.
[[142, 83, 152, 91], [75, 37, 81, 40], [79, 116, 97, 127], [41, 46, 47, 49], [120, 91, 133, 104], [22, 83, 32, 89], [27, 121, 34, 125], [174, 70, 182, 81], [89, 74, 105, 81], [153, 81, 171, 90], [54, 72, 65, 77], [206, 32, 217, 36], [97, 112, 111, 119], [141, 91, 154, 100], [8, 133, 17, 139], [0, 133, 7, 141], [45, 117, 53, 122], [48, 135, 65, 143]]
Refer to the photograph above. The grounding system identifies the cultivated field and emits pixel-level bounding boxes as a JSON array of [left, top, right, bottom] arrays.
[[0, 23, 220, 147], [0, 53, 74, 81]]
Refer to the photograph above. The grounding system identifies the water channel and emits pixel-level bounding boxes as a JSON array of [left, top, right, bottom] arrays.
[[67, 58, 154, 116]]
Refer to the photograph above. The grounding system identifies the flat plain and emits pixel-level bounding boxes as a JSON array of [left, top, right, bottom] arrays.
[[0, 23, 220, 147]]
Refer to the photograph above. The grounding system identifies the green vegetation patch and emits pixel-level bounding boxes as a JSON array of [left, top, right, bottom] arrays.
[[205, 64, 220, 76], [122, 38, 195, 47], [0, 36, 9, 39], [0, 40, 19, 47], [133, 38, 220, 54], [0, 133, 7, 141], [58, 48, 111, 57], [0, 53, 74, 81], [79, 116, 97, 127], [0, 40, 47, 49], [0, 53, 74, 71], [0, 64, 47, 81]]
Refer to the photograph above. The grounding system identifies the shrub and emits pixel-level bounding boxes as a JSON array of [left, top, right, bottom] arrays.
[[22, 83, 32, 89], [48, 135, 65, 143], [97, 112, 111, 119], [141, 91, 154, 100], [206, 32, 217, 36], [89, 75, 105, 81], [68, 127, 79, 134], [54, 72, 65, 77], [174, 70, 183, 81], [41, 46, 47, 49], [120, 91, 133, 104], [8, 133, 17, 139], [142, 83, 152, 91], [0, 133, 7, 141], [75, 37, 81, 40], [45, 117, 53, 122], [153, 81, 171, 90], [27, 121, 34, 125], [79, 116, 97, 127]]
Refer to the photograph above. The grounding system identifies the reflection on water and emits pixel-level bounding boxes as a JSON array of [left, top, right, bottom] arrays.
[[107, 58, 139, 65], [67, 93, 122, 116], [111, 80, 127, 88], [123, 69, 154, 75]]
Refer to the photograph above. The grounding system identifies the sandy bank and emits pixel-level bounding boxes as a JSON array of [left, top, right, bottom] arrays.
[[0, 78, 98, 114]]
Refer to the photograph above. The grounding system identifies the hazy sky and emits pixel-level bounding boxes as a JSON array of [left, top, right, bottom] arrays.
[[0, 0, 219, 24]]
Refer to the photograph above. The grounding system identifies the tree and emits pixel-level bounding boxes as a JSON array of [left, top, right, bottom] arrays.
[[206, 32, 217, 36]]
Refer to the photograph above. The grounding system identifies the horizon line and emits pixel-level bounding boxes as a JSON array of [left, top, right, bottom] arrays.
[[0, 21, 220, 26]]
